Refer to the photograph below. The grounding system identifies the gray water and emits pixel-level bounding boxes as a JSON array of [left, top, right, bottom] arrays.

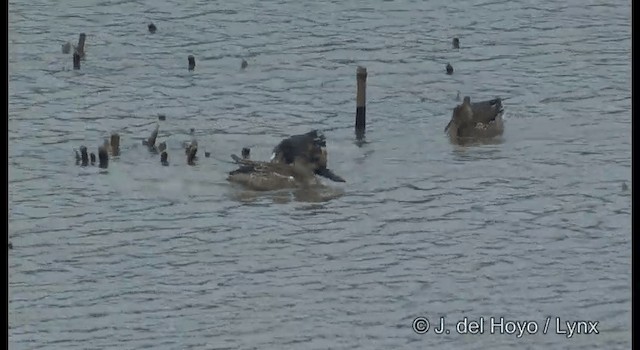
[[8, 0, 631, 349]]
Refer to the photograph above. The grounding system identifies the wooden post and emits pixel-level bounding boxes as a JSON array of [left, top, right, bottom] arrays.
[[452, 37, 460, 49], [161, 151, 169, 166], [110, 133, 120, 156], [80, 146, 88, 166], [77, 33, 86, 57], [98, 145, 109, 169], [355, 66, 367, 135], [73, 52, 81, 70]]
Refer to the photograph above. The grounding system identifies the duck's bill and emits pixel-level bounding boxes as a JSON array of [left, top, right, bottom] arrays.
[[315, 167, 346, 182]]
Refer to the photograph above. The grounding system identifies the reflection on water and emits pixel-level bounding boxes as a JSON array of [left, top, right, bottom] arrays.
[[230, 185, 345, 204]]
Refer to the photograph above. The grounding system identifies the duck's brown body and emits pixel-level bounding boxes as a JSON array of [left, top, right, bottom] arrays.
[[228, 156, 318, 191], [227, 130, 345, 191]]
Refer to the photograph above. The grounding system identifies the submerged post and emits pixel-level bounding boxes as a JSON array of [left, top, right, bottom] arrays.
[[161, 151, 169, 166], [80, 146, 89, 166], [98, 145, 109, 169], [188, 55, 196, 71], [355, 66, 367, 137]]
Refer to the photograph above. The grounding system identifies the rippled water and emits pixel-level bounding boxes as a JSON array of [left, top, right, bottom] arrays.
[[9, 0, 631, 348]]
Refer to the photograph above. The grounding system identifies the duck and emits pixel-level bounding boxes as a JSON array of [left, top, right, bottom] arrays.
[[227, 130, 346, 191], [444, 96, 505, 142]]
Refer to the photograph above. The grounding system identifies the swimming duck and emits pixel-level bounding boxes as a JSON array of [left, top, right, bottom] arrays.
[[227, 130, 346, 191], [444, 96, 505, 141]]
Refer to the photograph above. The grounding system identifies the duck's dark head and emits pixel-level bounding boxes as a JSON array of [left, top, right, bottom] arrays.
[[313, 151, 346, 183], [272, 130, 345, 182], [470, 97, 504, 121], [271, 130, 326, 164], [488, 98, 504, 117]]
